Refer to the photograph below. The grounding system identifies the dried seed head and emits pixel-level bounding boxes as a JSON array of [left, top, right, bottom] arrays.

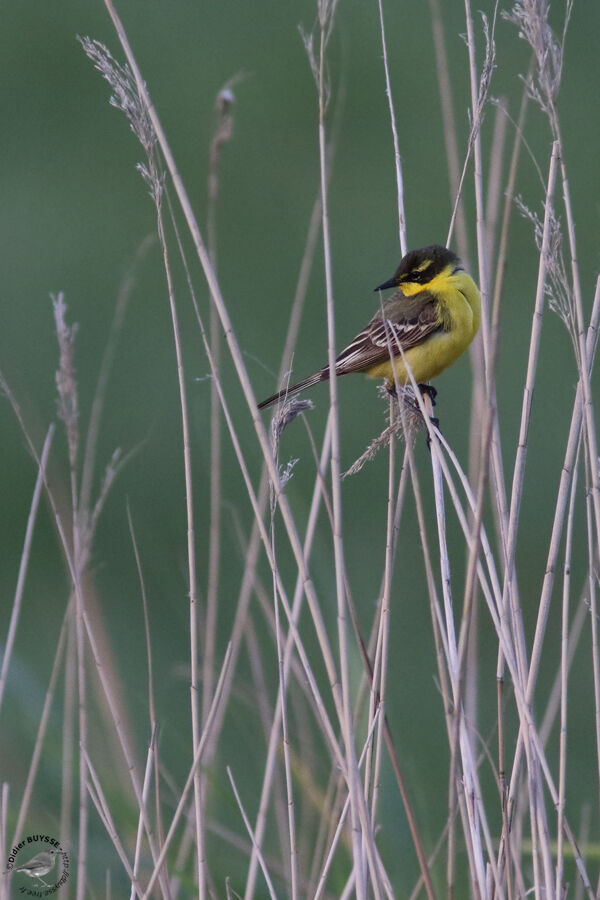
[[52, 292, 79, 469]]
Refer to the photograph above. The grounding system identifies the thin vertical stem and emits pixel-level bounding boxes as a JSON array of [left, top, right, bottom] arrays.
[[244, 415, 333, 900], [376, 0, 407, 255], [11, 614, 69, 850], [588, 451, 600, 812], [502, 139, 560, 681], [0, 425, 54, 713], [484, 101, 507, 265], [59, 616, 76, 900], [428, 0, 469, 258], [141, 645, 233, 900], [274, 605, 298, 900], [559, 154, 600, 566], [203, 84, 235, 737], [504, 269, 600, 847], [555, 444, 579, 897], [367, 398, 395, 830], [463, 0, 490, 363], [154, 199, 203, 897], [73, 523, 87, 900], [316, 8, 369, 895]]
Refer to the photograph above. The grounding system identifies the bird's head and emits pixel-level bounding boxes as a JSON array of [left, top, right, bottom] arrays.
[[374, 245, 463, 296]]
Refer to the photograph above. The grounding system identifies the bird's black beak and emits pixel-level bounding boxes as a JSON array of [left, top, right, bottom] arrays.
[[374, 275, 397, 292]]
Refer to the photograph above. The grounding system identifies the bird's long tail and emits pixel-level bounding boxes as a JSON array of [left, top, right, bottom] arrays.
[[258, 368, 330, 410]]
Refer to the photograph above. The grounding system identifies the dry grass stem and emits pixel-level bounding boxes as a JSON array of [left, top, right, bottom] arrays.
[[0, 425, 54, 713]]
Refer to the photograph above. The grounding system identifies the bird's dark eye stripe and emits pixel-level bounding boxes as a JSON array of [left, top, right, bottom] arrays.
[[452, 265, 464, 274]]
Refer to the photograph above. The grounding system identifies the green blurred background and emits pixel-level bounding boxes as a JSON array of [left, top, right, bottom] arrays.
[[2, 0, 600, 893]]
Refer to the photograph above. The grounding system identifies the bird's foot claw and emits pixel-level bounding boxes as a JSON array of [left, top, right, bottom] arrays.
[[418, 383, 437, 406]]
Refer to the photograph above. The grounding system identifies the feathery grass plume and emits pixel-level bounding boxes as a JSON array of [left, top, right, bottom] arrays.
[[52, 290, 129, 563], [78, 37, 156, 154], [514, 195, 574, 340], [270, 397, 315, 444], [465, 11, 496, 130], [299, 0, 340, 109], [447, 9, 496, 247], [277, 458, 300, 491], [267, 398, 313, 510], [52, 292, 79, 469], [503, 0, 570, 116], [78, 37, 164, 203], [343, 422, 403, 478], [343, 386, 423, 477]]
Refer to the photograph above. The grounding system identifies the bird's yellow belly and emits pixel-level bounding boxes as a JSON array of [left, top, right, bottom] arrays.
[[367, 294, 476, 386]]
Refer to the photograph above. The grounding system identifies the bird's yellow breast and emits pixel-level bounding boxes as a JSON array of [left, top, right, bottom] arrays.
[[366, 268, 481, 386]]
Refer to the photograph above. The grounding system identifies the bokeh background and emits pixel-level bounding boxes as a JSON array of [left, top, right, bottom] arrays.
[[2, 0, 600, 893]]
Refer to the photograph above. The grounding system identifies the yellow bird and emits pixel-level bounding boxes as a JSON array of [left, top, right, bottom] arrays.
[[258, 245, 481, 410]]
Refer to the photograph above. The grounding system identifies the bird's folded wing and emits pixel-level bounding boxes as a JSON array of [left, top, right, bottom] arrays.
[[334, 292, 441, 375]]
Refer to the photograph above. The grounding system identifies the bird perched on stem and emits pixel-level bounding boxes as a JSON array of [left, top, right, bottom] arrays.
[[11, 849, 60, 887], [258, 245, 481, 410]]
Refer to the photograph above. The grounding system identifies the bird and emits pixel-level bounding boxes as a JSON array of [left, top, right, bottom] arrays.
[[12, 849, 59, 886], [257, 245, 481, 410]]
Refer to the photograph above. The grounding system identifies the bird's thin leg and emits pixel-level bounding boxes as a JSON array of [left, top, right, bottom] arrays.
[[421, 391, 441, 450]]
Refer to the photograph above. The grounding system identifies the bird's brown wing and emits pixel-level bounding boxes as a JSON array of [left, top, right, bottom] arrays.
[[334, 289, 442, 375]]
